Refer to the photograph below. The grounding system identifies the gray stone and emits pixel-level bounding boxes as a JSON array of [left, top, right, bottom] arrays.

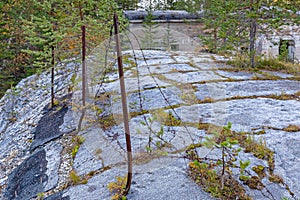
[[73, 144, 104, 176], [169, 63, 199, 71], [126, 86, 183, 113], [191, 57, 215, 63], [193, 129, 300, 199], [104, 115, 206, 154], [123, 50, 172, 59], [0, 63, 76, 198], [173, 55, 191, 63], [73, 126, 125, 176], [258, 130, 300, 198], [59, 108, 77, 134], [164, 71, 226, 83], [102, 76, 171, 93], [62, 168, 122, 200], [261, 70, 295, 78], [174, 98, 300, 132], [194, 80, 300, 100], [100, 86, 184, 117], [44, 142, 63, 191], [193, 62, 234, 71], [137, 58, 176, 67], [4, 149, 48, 200], [63, 158, 214, 200], [193, 62, 220, 70], [45, 192, 70, 200], [30, 103, 69, 151], [216, 70, 257, 80], [0, 70, 74, 192], [1, 49, 300, 200], [137, 63, 198, 76], [126, 158, 214, 200]]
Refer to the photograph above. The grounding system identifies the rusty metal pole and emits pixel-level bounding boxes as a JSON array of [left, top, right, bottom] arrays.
[[79, 1, 86, 108], [50, 7, 55, 108], [113, 13, 133, 195], [51, 45, 55, 108], [77, 2, 87, 133], [81, 24, 86, 107]]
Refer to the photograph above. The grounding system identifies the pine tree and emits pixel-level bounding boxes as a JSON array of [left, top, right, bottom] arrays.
[[0, 0, 125, 98], [22, 0, 65, 107], [0, 0, 38, 96], [141, 8, 160, 50], [118, 0, 138, 10], [200, 0, 298, 68], [200, 0, 240, 53]]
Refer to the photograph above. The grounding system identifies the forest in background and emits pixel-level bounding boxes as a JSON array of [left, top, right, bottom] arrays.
[[1, 0, 300, 97], [0, 0, 126, 97]]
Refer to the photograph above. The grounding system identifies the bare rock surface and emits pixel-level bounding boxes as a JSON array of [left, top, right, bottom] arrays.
[[4, 149, 47, 200], [0, 50, 299, 200], [0, 63, 77, 200], [173, 98, 300, 131], [194, 80, 300, 100], [30, 102, 69, 152]]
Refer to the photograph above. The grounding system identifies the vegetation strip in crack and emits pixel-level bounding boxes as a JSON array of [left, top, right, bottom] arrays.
[[195, 92, 300, 105], [187, 122, 297, 200]]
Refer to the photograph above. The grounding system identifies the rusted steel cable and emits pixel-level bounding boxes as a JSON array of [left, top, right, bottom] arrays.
[[121, 24, 200, 147], [113, 12, 133, 196]]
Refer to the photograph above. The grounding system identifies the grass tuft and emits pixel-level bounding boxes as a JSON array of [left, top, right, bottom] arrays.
[[283, 124, 300, 132]]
